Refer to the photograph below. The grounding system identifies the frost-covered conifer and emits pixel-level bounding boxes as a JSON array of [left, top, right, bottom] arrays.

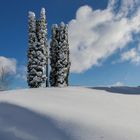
[[27, 11, 38, 88], [39, 8, 48, 87], [27, 8, 48, 88], [57, 22, 70, 87], [34, 20, 46, 87], [50, 22, 70, 87], [50, 24, 59, 86]]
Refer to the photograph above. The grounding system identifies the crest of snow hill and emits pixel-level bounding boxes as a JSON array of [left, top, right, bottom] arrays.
[[27, 8, 70, 88]]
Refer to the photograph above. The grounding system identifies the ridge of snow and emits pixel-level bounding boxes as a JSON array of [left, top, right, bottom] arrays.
[[0, 87, 140, 140]]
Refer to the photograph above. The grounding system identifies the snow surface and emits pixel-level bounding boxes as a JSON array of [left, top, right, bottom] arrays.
[[0, 87, 140, 140]]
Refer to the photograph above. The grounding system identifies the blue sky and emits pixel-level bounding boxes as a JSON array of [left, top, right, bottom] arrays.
[[0, 0, 140, 88]]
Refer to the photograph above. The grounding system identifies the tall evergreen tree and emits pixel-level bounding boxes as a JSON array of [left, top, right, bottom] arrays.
[[50, 22, 70, 87], [50, 24, 59, 86], [40, 8, 48, 87], [57, 22, 70, 87], [27, 11, 38, 88], [35, 20, 46, 87], [27, 8, 48, 88]]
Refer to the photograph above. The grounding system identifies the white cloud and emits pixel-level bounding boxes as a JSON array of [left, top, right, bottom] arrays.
[[15, 65, 27, 81], [121, 44, 140, 64], [5, 127, 38, 140], [0, 57, 27, 90], [111, 81, 124, 87], [0, 56, 16, 77], [108, 0, 140, 18], [69, 0, 140, 73]]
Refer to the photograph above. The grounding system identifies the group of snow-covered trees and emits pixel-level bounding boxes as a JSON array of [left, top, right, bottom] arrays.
[[27, 8, 70, 88]]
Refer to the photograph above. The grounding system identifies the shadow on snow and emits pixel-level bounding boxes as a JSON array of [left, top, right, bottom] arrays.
[[0, 102, 72, 140]]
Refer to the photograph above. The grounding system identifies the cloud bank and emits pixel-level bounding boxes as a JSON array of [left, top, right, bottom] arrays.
[[69, 0, 140, 73], [0, 56, 16, 77]]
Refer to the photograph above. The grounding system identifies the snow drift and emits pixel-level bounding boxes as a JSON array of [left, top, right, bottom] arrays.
[[0, 87, 140, 140]]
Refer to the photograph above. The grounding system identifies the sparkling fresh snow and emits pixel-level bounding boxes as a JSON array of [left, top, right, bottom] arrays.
[[0, 87, 140, 140]]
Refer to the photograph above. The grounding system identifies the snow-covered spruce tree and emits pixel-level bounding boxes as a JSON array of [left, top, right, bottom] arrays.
[[50, 22, 70, 87], [34, 20, 46, 87], [27, 8, 48, 88], [27, 11, 38, 88], [39, 8, 48, 87], [49, 24, 59, 86], [56, 22, 70, 87]]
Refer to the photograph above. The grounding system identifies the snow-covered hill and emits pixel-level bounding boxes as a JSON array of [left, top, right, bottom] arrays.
[[0, 87, 140, 140]]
